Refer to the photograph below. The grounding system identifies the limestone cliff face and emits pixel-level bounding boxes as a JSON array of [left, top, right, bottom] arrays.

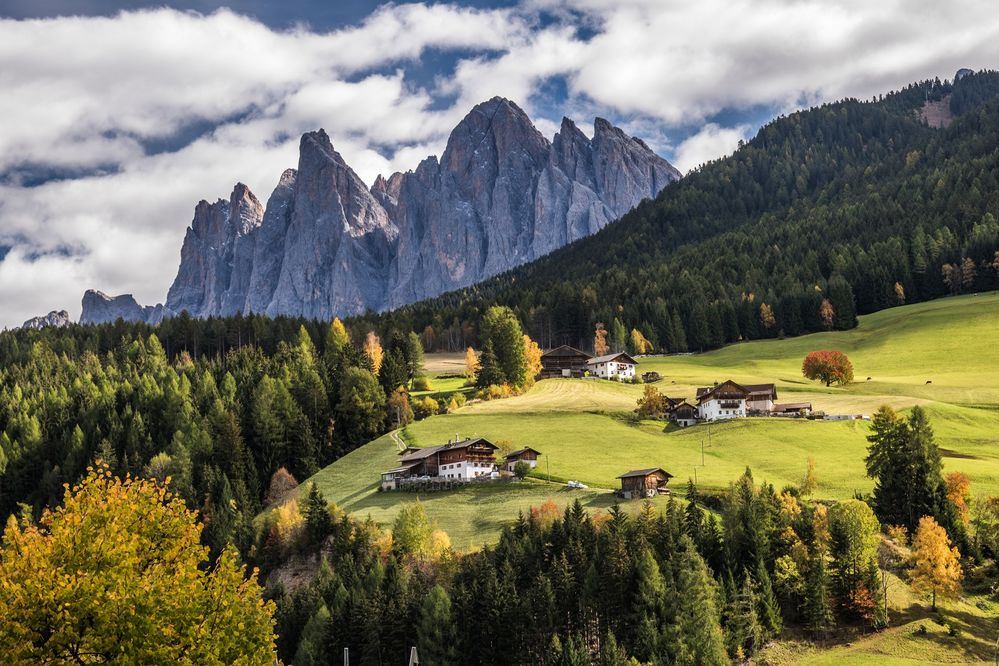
[[21, 310, 71, 330], [80, 290, 171, 325], [82, 98, 680, 324], [164, 183, 264, 317]]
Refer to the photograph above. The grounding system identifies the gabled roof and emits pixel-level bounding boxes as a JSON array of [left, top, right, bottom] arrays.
[[668, 399, 697, 411], [399, 437, 497, 463], [695, 380, 751, 402], [586, 352, 638, 366], [617, 467, 674, 479], [383, 462, 421, 474], [505, 447, 542, 459], [744, 383, 778, 399], [541, 344, 592, 359], [773, 402, 812, 412]]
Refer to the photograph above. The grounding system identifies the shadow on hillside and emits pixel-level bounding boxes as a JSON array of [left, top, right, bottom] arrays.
[[888, 602, 997, 662]]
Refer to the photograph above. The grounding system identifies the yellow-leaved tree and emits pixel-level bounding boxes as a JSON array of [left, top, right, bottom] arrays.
[[523, 334, 543, 384], [909, 515, 962, 610], [364, 331, 383, 375], [0, 464, 277, 664], [464, 346, 480, 379]]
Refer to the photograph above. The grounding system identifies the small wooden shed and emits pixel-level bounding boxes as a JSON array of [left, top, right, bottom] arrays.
[[617, 468, 673, 499]]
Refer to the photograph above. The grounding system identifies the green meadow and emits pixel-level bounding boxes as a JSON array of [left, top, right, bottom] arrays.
[[306, 293, 999, 547]]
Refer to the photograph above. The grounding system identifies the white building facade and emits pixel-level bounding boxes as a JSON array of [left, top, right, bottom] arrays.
[[696, 381, 750, 421], [438, 460, 497, 481], [586, 352, 638, 379]]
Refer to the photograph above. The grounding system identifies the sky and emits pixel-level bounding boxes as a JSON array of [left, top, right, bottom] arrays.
[[1, 1, 998, 328]]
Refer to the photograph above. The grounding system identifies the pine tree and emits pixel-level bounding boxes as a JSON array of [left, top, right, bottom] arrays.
[[475, 339, 506, 388], [675, 541, 729, 666], [755, 559, 783, 638], [417, 585, 458, 666], [726, 575, 762, 658], [303, 482, 332, 546], [294, 603, 331, 666], [802, 549, 834, 636], [632, 548, 666, 662]]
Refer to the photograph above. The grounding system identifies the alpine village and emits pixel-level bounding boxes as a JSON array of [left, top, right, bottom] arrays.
[[2, 9, 999, 665]]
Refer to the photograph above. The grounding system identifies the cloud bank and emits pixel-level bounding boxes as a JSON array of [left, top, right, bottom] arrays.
[[1, 0, 998, 327]]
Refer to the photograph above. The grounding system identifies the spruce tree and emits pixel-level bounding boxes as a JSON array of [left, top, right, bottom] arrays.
[[303, 482, 332, 546], [294, 603, 331, 666], [475, 339, 506, 387], [802, 549, 834, 636], [726, 575, 762, 659], [675, 541, 729, 666], [755, 559, 783, 638]]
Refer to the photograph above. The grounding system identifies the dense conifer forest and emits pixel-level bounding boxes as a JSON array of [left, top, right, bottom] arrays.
[[351, 71, 999, 352]]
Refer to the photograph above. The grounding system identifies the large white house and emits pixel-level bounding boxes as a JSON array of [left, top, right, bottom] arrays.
[[695, 380, 749, 421], [695, 381, 779, 421], [586, 352, 638, 379]]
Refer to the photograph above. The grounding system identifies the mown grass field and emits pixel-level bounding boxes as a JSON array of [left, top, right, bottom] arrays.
[[306, 293, 999, 546], [300, 293, 999, 662], [301, 293, 999, 553]]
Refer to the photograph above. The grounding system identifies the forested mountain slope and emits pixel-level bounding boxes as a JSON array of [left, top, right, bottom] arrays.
[[355, 71, 999, 352]]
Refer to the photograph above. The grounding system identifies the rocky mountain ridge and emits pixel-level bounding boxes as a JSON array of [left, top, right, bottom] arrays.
[[20, 310, 71, 330], [82, 98, 680, 324]]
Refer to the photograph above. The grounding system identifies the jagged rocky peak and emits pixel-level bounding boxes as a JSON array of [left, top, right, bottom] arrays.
[[165, 182, 264, 317], [21, 310, 71, 330], [80, 96, 682, 323], [80, 290, 171, 325]]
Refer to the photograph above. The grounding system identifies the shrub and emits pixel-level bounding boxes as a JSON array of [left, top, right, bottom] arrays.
[[411, 376, 433, 391], [412, 396, 440, 420], [513, 460, 531, 480]]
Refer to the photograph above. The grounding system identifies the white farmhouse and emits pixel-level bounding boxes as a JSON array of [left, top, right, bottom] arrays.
[[586, 352, 638, 379], [695, 380, 750, 421]]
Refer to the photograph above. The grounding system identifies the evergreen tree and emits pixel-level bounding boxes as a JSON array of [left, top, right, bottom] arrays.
[[294, 603, 331, 666], [726, 576, 762, 658], [303, 483, 332, 547], [675, 541, 729, 666], [755, 559, 783, 638], [475, 339, 506, 388], [417, 585, 459, 666], [802, 549, 834, 636]]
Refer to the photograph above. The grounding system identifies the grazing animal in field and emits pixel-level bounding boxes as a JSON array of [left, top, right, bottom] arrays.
[[866, 376, 872, 381], [925, 380, 933, 384]]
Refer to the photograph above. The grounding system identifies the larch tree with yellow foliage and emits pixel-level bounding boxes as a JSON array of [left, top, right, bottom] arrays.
[[364, 331, 383, 375], [523, 335, 543, 384], [909, 515, 962, 610], [464, 346, 480, 379], [0, 464, 277, 664]]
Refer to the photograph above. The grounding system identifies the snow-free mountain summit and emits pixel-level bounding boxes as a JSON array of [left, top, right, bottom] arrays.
[[82, 98, 680, 323]]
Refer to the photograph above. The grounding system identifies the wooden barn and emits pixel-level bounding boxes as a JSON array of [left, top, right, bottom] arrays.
[[539, 345, 592, 379], [617, 468, 673, 499], [504, 447, 542, 472]]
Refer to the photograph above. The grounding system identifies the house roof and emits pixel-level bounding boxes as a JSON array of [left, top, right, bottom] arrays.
[[668, 400, 696, 411], [695, 380, 751, 402], [383, 462, 421, 474], [399, 437, 497, 463], [617, 467, 673, 479], [744, 383, 778, 399], [586, 352, 638, 366], [505, 447, 542, 459], [541, 344, 592, 359], [773, 402, 812, 412]]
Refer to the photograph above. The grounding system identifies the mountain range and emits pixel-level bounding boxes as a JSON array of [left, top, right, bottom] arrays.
[[80, 98, 679, 325]]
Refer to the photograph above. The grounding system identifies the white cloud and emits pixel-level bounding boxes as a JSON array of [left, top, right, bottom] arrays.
[[673, 123, 751, 174], [1, 0, 998, 328]]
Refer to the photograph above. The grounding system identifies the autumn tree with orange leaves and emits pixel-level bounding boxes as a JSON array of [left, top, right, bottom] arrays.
[[802, 350, 854, 386]]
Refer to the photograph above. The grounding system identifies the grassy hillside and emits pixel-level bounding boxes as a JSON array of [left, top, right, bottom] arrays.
[[305, 292, 999, 547]]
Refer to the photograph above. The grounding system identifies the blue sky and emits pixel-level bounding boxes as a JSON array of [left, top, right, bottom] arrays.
[[1, 0, 997, 328]]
